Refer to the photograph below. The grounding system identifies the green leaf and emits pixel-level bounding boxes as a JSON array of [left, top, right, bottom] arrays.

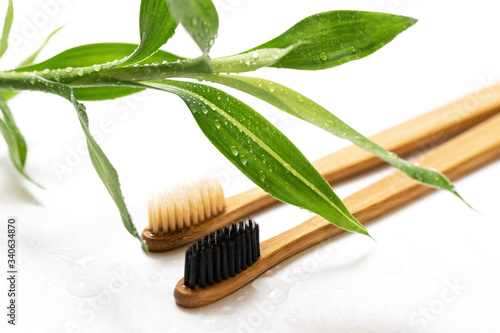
[[121, 0, 178, 66], [14, 43, 184, 73], [18, 26, 64, 68], [246, 10, 417, 70], [0, 92, 41, 186], [194, 74, 465, 201], [68, 55, 212, 87], [210, 44, 299, 73], [1, 26, 64, 101], [0, 0, 13, 58], [73, 86, 145, 101], [72, 44, 298, 100], [165, 0, 219, 53], [0, 92, 26, 166], [13, 43, 184, 99], [135, 79, 369, 236], [0, 72, 147, 251]]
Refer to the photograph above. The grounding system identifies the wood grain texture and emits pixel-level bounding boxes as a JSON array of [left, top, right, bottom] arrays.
[[174, 112, 500, 308], [145, 82, 500, 251]]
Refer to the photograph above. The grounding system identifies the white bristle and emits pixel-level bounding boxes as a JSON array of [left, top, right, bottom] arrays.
[[147, 177, 226, 234]]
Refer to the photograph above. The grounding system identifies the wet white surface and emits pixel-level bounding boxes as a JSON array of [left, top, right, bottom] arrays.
[[1, 0, 500, 332]]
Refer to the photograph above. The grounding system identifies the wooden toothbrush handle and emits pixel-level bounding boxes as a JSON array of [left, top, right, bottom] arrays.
[[148, 83, 500, 252], [228, 81, 500, 215], [175, 113, 500, 308], [262, 112, 500, 262]]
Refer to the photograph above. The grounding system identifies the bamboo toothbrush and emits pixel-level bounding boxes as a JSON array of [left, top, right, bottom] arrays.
[[174, 112, 500, 308], [144, 82, 500, 252]]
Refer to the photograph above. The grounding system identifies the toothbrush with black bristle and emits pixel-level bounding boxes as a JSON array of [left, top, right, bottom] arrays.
[[183, 218, 260, 290], [143, 89, 500, 253], [174, 112, 500, 308]]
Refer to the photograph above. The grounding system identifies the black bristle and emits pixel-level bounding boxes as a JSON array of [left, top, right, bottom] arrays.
[[189, 244, 199, 290], [199, 241, 207, 288], [255, 222, 260, 257], [228, 239, 236, 277], [214, 243, 221, 283], [183, 218, 261, 289], [184, 245, 192, 286], [240, 221, 247, 270], [207, 240, 214, 285], [245, 223, 252, 266], [221, 240, 229, 280]]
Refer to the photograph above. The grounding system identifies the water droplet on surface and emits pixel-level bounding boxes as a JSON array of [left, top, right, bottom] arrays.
[[258, 170, 267, 181], [220, 304, 235, 314], [65, 67, 73, 73], [239, 155, 248, 165], [251, 277, 289, 304], [296, 94, 304, 102], [40, 266, 52, 274], [66, 278, 104, 297], [313, 315, 327, 325], [149, 274, 160, 282], [42, 68, 50, 74], [201, 107, 209, 114], [330, 308, 341, 316], [330, 279, 346, 289], [252, 50, 260, 59], [49, 247, 100, 268], [214, 119, 221, 129], [93, 64, 102, 71], [284, 316, 305, 328], [77, 69, 85, 76], [197, 316, 227, 331], [230, 146, 239, 156], [319, 52, 328, 61], [308, 289, 331, 300]]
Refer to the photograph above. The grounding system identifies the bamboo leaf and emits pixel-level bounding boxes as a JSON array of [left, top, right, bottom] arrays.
[[18, 26, 64, 68], [0, 92, 41, 186], [0, 73, 147, 251], [1, 26, 64, 101], [121, 0, 178, 66], [165, 0, 219, 53], [74, 86, 145, 101], [74, 44, 297, 100], [0, 92, 26, 166], [246, 10, 417, 70], [193, 74, 465, 201], [135, 79, 369, 236], [14, 43, 184, 73], [0, 0, 13, 58], [211, 44, 299, 73]]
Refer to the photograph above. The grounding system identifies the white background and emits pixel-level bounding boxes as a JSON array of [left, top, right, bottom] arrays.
[[1, 0, 500, 332]]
